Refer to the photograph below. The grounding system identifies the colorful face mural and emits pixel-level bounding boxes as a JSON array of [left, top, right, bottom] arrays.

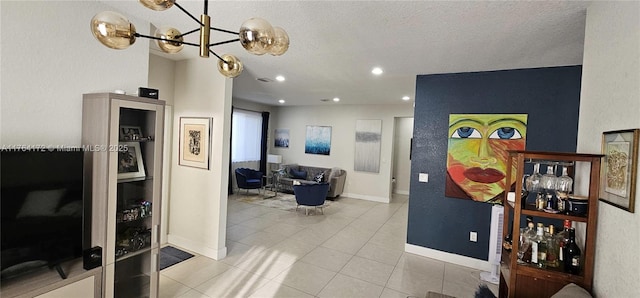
[[446, 114, 528, 203]]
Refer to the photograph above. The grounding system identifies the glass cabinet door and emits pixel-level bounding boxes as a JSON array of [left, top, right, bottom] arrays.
[[110, 100, 163, 298]]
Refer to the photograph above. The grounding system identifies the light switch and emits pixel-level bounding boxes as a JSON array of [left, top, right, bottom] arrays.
[[418, 173, 429, 182]]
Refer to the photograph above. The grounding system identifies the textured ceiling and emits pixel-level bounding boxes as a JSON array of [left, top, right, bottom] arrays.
[[98, 0, 591, 106]]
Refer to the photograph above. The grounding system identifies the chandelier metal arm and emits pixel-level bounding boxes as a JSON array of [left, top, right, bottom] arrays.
[[209, 50, 224, 62], [135, 33, 200, 49], [174, 2, 204, 27], [210, 27, 239, 35], [175, 28, 200, 39], [209, 38, 240, 47]]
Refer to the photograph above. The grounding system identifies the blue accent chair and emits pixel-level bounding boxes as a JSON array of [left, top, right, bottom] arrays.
[[235, 168, 263, 194], [292, 183, 330, 215]]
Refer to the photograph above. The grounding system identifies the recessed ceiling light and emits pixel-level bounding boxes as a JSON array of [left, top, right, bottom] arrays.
[[371, 67, 383, 75], [333, 97, 340, 102], [278, 99, 285, 104], [402, 96, 410, 101], [275, 75, 285, 82]]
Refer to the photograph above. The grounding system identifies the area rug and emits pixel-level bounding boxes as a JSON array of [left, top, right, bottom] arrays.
[[159, 246, 194, 271], [233, 193, 332, 212]]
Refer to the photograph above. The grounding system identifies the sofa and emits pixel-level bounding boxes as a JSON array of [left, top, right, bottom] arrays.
[[277, 164, 346, 198]]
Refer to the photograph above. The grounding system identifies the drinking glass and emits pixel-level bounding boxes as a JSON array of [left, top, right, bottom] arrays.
[[540, 165, 557, 193], [525, 163, 542, 192]]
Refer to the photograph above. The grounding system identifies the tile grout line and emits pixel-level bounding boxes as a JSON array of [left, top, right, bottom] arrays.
[[313, 195, 410, 297], [227, 195, 411, 297], [380, 198, 411, 297]]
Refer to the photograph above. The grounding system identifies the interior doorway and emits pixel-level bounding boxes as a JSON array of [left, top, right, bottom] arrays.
[[392, 117, 414, 195]]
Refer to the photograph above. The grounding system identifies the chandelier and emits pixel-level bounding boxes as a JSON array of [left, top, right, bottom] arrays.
[[90, 0, 289, 78]]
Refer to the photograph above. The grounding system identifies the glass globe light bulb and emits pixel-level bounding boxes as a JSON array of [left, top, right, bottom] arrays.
[[217, 54, 243, 78], [155, 27, 183, 54], [269, 27, 289, 56], [139, 0, 175, 11], [239, 18, 275, 55], [90, 11, 137, 50]]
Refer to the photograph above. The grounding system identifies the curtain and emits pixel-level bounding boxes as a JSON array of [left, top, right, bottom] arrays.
[[260, 112, 269, 174], [229, 108, 269, 194], [231, 109, 262, 162]]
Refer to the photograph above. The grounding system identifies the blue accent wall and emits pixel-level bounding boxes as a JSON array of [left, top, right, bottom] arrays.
[[408, 66, 582, 260]]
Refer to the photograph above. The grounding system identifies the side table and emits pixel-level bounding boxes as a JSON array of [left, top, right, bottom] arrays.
[[263, 171, 281, 199]]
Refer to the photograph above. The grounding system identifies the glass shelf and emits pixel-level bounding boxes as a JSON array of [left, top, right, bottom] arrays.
[[119, 139, 155, 143], [115, 246, 152, 262]]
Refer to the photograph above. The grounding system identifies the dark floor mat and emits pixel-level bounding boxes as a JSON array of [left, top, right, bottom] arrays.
[[159, 246, 194, 271]]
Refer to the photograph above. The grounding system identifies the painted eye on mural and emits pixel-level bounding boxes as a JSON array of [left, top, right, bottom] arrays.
[[451, 127, 482, 139], [488, 127, 522, 140]]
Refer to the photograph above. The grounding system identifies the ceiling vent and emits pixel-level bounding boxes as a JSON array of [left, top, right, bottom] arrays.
[[256, 77, 273, 83]]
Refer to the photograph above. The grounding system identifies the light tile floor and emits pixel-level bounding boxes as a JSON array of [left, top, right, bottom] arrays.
[[160, 194, 499, 298]]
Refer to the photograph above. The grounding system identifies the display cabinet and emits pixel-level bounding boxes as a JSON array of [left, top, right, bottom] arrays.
[[500, 151, 602, 298], [82, 93, 164, 298]]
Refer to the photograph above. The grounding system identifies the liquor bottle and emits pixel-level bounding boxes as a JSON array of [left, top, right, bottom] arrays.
[[531, 223, 547, 268], [521, 222, 536, 263], [565, 227, 581, 274], [556, 166, 573, 213], [545, 193, 555, 211], [545, 225, 559, 268], [536, 192, 546, 211], [558, 219, 571, 268]]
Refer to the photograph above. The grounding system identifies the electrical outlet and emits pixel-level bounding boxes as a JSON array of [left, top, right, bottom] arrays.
[[470, 231, 477, 242], [418, 173, 429, 182]]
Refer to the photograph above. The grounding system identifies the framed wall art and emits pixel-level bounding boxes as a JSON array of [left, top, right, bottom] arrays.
[[117, 142, 146, 179], [274, 128, 290, 148], [600, 129, 639, 213], [305, 125, 331, 155], [354, 119, 382, 173], [179, 117, 212, 169]]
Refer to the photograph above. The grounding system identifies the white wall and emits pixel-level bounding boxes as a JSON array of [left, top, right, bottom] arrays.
[[271, 104, 414, 202], [578, 2, 640, 297], [148, 54, 176, 245], [167, 58, 232, 260], [392, 117, 414, 195], [1, 1, 149, 146], [149, 54, 176, 106]]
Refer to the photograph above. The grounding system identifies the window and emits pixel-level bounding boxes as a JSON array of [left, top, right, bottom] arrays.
[[231, 109, 263, 162]]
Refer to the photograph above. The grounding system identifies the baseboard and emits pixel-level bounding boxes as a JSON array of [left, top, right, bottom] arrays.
[[393, 190, 410, 195], [342, 192, 390, 203], [168, 234, 227, 260], [404, 243, 491, 272]]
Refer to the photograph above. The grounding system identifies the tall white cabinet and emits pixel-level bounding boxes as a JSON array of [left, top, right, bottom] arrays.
[[82, 93, 164, 298]]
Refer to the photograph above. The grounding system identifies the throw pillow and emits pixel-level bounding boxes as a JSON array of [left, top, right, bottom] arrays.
[[16, 188, 67, 218], [290, 169, 307, 179], [314, 172, 325, 183]]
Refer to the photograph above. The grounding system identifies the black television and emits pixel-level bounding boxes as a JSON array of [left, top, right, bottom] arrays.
[[1, 149, 84, 280]]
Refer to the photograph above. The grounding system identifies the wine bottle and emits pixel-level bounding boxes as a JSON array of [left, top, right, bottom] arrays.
[[558, 219, 571, 268], [565, 227, 581, 274]]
